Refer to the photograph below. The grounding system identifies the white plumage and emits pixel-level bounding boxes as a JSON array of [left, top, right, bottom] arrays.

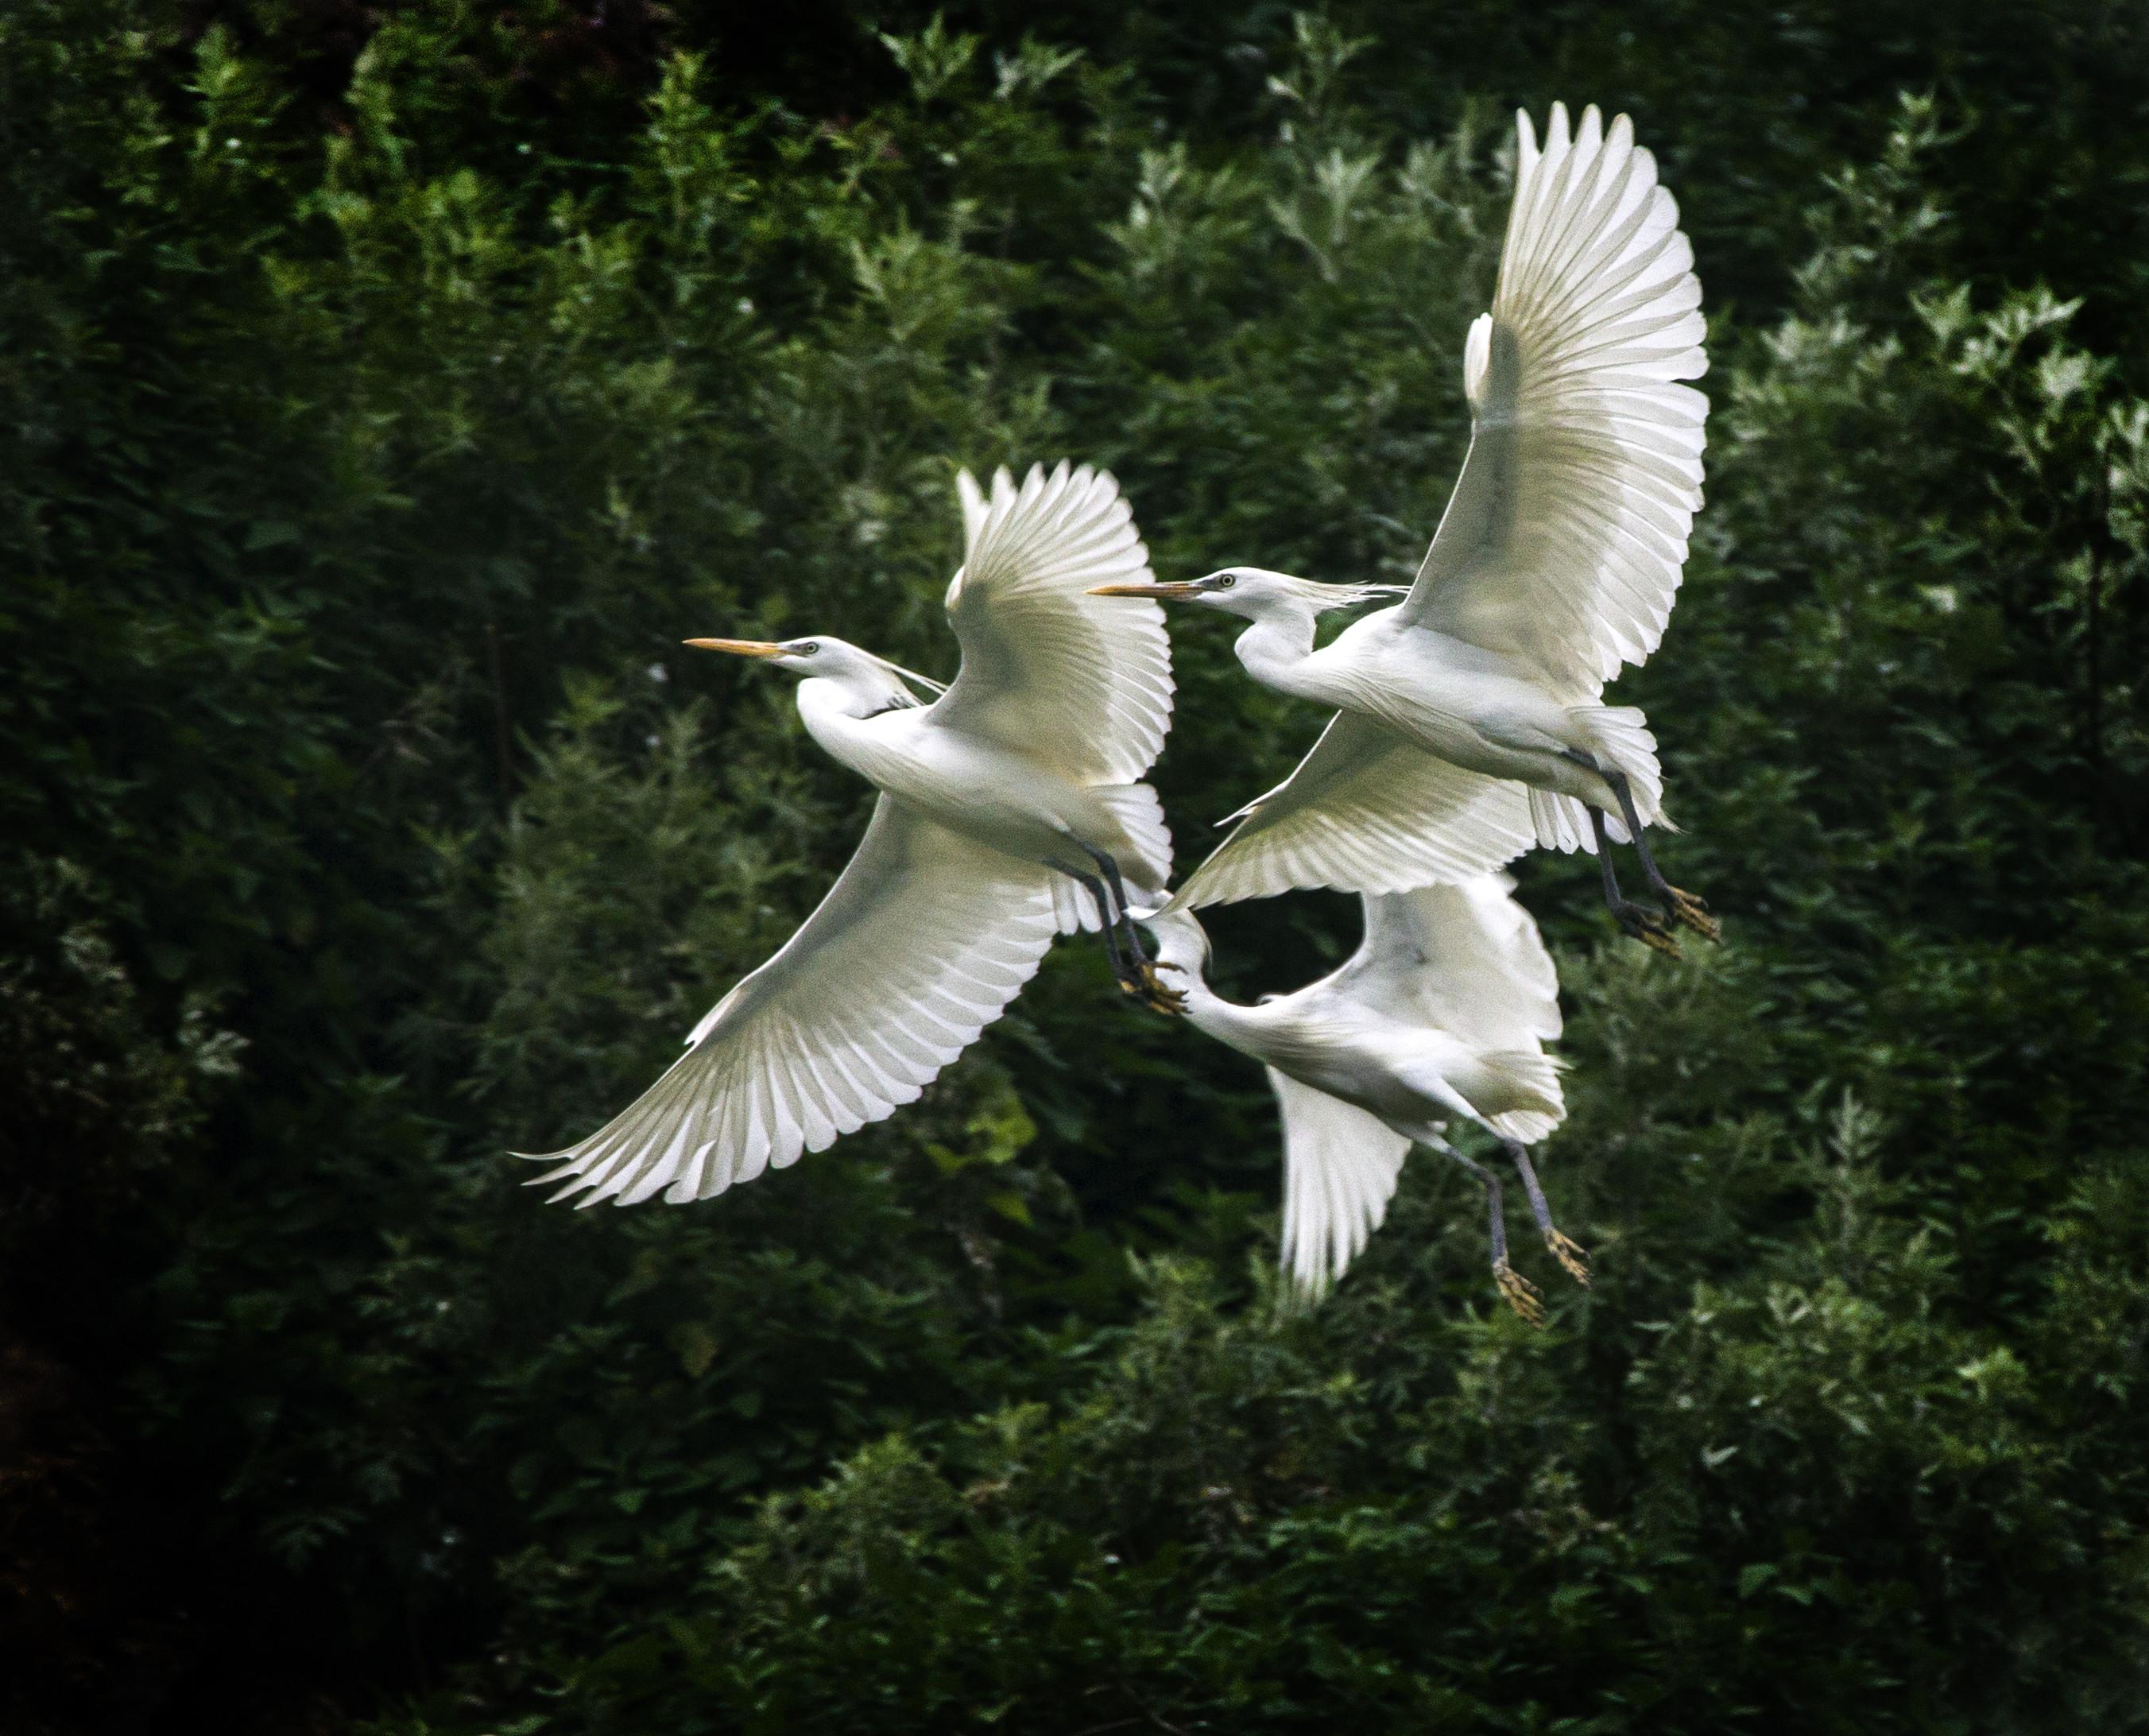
[[1142, 874, 1582, 1312], [941, 466, 1175, 785], [1423, 105, 1707, 702], [525, 461, 1180, 1207], [1099, 103, 1717, 952]]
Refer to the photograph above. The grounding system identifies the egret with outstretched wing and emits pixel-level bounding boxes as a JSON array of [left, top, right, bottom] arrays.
[[1140, 874, 1582, 1319], [1098, 104, 1716, 953], [525, 462, 1179, 1208]]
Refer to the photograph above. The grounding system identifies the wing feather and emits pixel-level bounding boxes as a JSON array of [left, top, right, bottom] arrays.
[[931, 462, 1173, 782], [1167, 715, 1534, 910], [1402, 104, 1709, 700], [1268, 1068, 1413, 1300], [524, 800, 1058, 1206], [1327, 874, 1562, 1055]]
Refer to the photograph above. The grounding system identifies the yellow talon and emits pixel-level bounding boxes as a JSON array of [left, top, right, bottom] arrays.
[[1545, 1229, 1591, 1287], [1629, 920, 1681, 958], [1615, 902, 1681, 957], [1494, 1260, 1547, 1328], [1664, 885, 1721, 944], [1134, 959, 1187, 1016]]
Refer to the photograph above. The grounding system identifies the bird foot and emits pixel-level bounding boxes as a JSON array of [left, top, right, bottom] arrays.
[[1662, 885, 1721, 944], [1121, 958, 1187, 1016], [1494, 1260, 1547, 1328], [1544, 1229, 1591, 1287], [1613, 900, 1681, 957]]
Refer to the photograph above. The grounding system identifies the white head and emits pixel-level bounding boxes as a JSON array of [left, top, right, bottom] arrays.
[[683, 634, 944, 712], [1089, 566, 1404, 622]]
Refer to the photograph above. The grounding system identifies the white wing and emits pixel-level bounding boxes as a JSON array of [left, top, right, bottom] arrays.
[[1167, 713, 1534, 910], [932, 461, 1173, 783], [1269, 1067, 1412, 1300], [525, 799, 1058, 1207], [1328, 874, 1562, 1052], [1401, 103, 1709, 700], [1311, 874, 1566, 1145]]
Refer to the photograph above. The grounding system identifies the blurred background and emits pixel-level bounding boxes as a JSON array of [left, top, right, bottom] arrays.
[[4, 1, 2147, 1730]]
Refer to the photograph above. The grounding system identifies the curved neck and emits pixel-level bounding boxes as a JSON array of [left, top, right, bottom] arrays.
[[1161, 960, 1270, 1057], [1233, 607, 1326, 698], [798, 669, 918, 722], [795, 676, 917, 781]]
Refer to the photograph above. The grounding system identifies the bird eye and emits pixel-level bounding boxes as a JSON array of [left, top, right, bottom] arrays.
[[796, 641, 820, 655], [1216, 573, 1237, 589]]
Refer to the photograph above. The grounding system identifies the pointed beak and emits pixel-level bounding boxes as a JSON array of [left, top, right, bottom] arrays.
[[683, 637, 788, 658], [1087, 581, 1204, 599]]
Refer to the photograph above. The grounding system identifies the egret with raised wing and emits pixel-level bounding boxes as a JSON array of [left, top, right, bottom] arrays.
[[1140, 874, 1582, 1321], [1097, 103, 1716, 954], [525, 462, 1179, 1208]]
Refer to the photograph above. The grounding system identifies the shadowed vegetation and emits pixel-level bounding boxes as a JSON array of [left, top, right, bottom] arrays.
[[3, 1, 2146, 1730]]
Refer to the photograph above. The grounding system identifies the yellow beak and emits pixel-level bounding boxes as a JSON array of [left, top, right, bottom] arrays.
[[683, 637, 788, 658], [1087, 582, 1203, 599]]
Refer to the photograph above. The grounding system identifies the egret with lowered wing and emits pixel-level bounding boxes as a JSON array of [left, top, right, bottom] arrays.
[[1098, 104, 1717, 953], [1140, 874, 1582, 1320], [525, 462, 1179, 1208]]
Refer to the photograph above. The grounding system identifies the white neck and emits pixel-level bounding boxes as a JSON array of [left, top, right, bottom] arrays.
[[1232, 606, 1326, 699], [1146, 924, 1272, 1058], [794, 675, 921, 783]]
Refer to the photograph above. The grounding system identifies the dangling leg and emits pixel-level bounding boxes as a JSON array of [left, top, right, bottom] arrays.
[[1605, 771, 1718, 943], [1080, 844, 1152, 965], [1590, 808, 1679, 956], [1504, 1140, 1589, 1285], [1081, 843, 1184, 1014], [1056, 865, 1133, 985], [1431, 1139, 1544, 1327]]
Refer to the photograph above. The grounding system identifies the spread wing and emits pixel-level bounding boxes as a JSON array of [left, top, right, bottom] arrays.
[[1328, 874, 1562, 1052], [1400, 103, 1709, 700], [1269, 1067, 1413, 1300], [931, 461, 1173, 782], [1311, 874, 1566, 1146], [524, 800, 1058, 1207], [1167, 713, 1534, 910]]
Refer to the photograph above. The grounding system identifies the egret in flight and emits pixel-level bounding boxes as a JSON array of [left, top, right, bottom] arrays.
[[1140, 874, 1582, 1321], [525, 462, 1179, 1207], [1097, 104, 1716, 954]]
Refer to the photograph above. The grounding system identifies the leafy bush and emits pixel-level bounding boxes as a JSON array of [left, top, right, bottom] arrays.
[[4, 2, 2146, 1731]]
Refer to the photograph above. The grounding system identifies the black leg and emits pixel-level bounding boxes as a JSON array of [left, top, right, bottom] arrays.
[[1604, 772, 1719, 944], [1078, 843, 1183, 1014], [1080, 844, 1153, 967], [1435, 1142, 1544, 1327], [1061, 868, 1129, 981], [1504, 1140, 1589, 1285], [1591, 808, 1679, 956]]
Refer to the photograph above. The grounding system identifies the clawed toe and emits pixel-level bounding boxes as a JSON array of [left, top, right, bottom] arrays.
[[1613, 901, 1681, 957], [1663, 885, 1721, 944], [1545, 1229, 1591, 1287], [1494, 1260, 1547, 1328], [1121, 959, 1187, 1016]]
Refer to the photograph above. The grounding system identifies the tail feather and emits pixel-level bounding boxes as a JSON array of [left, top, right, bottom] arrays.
[[1055, 783, 1174, 939], [1534, 705, 1672, 855], [1097, 781, 1172, 893], [1488, 1106, 1562, 1144], [1530, 786, 1611, 854], [1052, 877, 1098, 934], [1473, 1048, 1566, 1142]]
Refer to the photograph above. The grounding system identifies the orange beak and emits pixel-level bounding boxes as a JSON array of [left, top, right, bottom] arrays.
[[683, 637, 788, 658]]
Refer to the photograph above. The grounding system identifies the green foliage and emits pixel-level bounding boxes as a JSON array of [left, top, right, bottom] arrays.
[[5, 2, 2147, 1731]]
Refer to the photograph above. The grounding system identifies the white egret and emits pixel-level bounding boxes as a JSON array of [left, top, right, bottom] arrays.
[[1097, 103, 1716, 954], [1140, 874, 1582, 1321], [525, 461, 1179, 1208]]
